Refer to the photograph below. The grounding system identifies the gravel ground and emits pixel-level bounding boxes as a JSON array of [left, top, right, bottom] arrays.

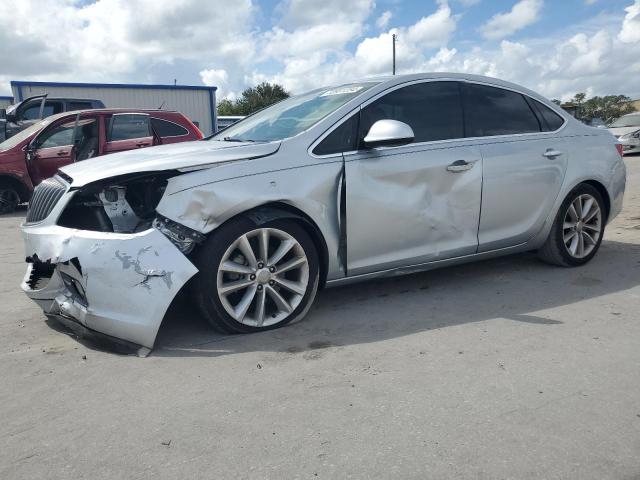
[[1, 157, 639, 479]]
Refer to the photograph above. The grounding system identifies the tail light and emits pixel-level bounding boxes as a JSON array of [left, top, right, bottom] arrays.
[[615, 144, 624, 158], [183, 116, 203, 139]]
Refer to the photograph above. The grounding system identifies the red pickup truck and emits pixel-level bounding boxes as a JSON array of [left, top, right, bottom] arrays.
[[0, 108, 202, 213]]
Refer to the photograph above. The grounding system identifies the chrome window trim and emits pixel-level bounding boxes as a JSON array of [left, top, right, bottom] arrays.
[[308, 77, 568, 159]]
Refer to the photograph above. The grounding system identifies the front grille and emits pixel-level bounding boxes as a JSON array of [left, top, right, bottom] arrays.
[[26, 176, 67, 223]]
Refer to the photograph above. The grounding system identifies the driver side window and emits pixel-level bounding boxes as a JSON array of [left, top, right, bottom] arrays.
[[360, 81, 464, 144], [37, 122, 75, 149]]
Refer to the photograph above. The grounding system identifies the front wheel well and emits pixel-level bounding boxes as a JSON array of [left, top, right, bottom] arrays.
[[206, 202, 330, 289], [580, 180, 610, 221]]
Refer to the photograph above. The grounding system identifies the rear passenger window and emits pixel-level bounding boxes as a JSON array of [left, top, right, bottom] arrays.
[[68, 101, 94, 112], [463, 84, 540, 137], [530, 99, 565, 131], [107, 114, 150, 141], [151, 117, 189, 137], [313, 114, 359, 155], [360, 81, 464, 143]]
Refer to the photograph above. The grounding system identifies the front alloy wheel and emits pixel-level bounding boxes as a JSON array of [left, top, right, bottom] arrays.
[[194, 217, 319, 333]]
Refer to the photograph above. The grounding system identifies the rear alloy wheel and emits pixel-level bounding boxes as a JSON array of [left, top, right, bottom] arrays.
[[0, 187, 20, 214], [194, 217, 319, 333], [538, 184, 605, 266]]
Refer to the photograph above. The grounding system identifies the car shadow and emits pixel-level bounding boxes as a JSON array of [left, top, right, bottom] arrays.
[[152, 239, 640, 358]]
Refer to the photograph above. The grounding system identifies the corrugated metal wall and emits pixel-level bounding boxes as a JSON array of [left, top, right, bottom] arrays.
[[0, 97, 13, 109], [10, 82, 216, 135]]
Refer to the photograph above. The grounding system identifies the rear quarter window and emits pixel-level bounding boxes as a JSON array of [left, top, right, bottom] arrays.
[[463, 83, 541, 137], [151, 117, 189, 137]]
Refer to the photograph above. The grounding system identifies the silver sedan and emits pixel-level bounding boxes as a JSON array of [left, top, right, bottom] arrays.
[[20, 73, 626, 354]]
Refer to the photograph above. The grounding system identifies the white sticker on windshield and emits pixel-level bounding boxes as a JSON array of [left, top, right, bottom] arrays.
[[320, 86, 364, 97]]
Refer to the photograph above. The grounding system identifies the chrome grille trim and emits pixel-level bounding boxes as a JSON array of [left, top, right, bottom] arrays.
[[26, 177, 67, 223]]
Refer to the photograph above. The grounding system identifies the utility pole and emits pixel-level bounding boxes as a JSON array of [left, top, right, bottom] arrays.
[[392, 33, 397, 75]]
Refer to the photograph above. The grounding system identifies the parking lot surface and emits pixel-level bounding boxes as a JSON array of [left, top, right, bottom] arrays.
[[1, 158, 639, 479]]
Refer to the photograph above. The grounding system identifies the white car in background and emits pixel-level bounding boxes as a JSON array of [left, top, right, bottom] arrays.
[[608, 112, 640, 154]]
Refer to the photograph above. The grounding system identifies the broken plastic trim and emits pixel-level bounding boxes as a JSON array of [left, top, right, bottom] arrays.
[[153, 214, 205, 254]]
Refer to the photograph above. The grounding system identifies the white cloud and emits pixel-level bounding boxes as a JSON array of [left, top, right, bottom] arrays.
[[619, 0, 640, 43], [278, 0, 373, 28], [376, 11, 393, 29], [480, 0, 544, 40]]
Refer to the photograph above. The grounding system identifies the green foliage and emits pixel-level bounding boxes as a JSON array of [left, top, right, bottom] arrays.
[[217, 82, 290, 116], [568, 92, 636, 124]]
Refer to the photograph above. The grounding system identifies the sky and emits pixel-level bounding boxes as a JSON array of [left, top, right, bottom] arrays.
[[0, 0, 639, 102]]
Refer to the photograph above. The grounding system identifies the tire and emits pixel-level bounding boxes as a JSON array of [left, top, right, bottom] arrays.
[[193, 216, 320, 334], [0, 183, 20, 215], [538, 184, 606, 267]]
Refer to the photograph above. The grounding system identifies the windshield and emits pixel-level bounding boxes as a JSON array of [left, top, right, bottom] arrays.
[[0, 118, 54, 152], [609, 114, 640, 128], [211, 82, 378, 142]]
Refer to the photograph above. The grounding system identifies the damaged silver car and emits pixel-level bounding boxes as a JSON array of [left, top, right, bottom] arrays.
[[21, 73, 626, 355]]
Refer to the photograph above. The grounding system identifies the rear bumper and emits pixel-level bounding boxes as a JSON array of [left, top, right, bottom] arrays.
[[21, 225, 198, 351], [619, 136, 640, 154]]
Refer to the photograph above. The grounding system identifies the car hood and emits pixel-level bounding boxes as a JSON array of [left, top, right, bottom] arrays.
[[60, 140, 281, 187], [608, 126, 640, 138]]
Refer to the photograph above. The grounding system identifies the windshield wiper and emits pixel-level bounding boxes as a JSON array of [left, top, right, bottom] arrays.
[[223, 136, 254, 142]]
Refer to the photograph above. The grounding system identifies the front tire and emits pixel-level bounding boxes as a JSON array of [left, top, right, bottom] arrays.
[[193, 216, 320, 334], [0, 183, 20, 214], [538, 184, 605, 267]]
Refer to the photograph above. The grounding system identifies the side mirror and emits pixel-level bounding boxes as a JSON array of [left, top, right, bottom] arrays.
[[363, 119, 415, 148]]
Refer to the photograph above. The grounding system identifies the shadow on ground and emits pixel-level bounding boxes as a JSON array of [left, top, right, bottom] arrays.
[[147, 239, 640, 358]]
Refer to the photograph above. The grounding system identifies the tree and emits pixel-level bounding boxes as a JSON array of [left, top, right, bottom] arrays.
[[579, 95, 635, 124], [217, 82, 290, 116]]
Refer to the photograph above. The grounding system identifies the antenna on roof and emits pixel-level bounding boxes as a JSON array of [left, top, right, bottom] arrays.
[[392, 34, 397, 75], [158, 100, 165, 110], [174, 78, 177, 86]]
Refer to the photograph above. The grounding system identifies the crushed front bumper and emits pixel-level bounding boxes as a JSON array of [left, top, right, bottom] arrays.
[[21, 225, 198, 354]]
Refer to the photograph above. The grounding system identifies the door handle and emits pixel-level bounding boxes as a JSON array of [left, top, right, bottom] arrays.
[[542, 149, 563, 159], [446, 160, 476, 172], [56, 150, 69, 156]]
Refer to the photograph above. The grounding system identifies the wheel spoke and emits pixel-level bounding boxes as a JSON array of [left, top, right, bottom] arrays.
[[578, 233, 585, 257], [266, 285, 292, 314], [583, 231, 596, 245], [274, 276, 306, 295], [564, 230, 577, 243], [237, 234, 258, 268], [268, 238, 295, 266], [258, 229, 269, 263], [567, 204, 579, 222], [220, 261, 254, 275], [575, 197, 583, 218], [275, 256, 307, 274], [232, 284, 258, 322], [583, 223, 600, 232], [581, 197, 594, 220], [219, 278, 254, 295], [569, 234, 579, 255], [254, 288, 267, 326], [563, 221, 576, 231], [584, 207, 600, 223]]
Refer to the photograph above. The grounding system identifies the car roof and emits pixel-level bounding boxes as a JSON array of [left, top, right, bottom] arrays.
[[42, 108, 182, 122]]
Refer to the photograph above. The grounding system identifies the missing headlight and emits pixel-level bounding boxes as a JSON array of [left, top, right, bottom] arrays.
[[153, 214, 205, 254], [58, 172, 178, 233]]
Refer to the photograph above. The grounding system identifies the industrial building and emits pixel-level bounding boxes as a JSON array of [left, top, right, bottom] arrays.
[[8, 80, 218, 135]]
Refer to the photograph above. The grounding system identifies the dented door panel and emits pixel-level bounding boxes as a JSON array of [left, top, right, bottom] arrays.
[[345, 143, 483, 275]]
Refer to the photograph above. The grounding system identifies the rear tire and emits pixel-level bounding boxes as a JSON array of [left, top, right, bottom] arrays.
[[193, 216, 320, 334], [0, 182, 20, 215], [538, 184, 605, 267]]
